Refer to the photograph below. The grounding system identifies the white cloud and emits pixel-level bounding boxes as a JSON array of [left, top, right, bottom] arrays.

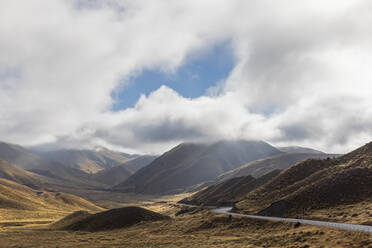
[[0, 0, 372, 154]]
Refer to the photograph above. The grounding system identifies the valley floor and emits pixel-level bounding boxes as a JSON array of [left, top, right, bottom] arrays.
[[0, 197, 371, 248]]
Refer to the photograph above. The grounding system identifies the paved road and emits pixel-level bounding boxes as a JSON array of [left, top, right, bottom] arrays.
[[211, 207, 372, 233]]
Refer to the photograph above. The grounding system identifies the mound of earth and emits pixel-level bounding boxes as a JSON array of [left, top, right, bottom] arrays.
[[56, 206, 170, 232], [50, 210, 92, 229]]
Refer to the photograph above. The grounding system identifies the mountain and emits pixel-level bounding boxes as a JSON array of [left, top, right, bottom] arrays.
[[179, 170, 281, 206], [41, 148, 134, 173], [235, 142, 372, 217], [218, 152, 338, 181], [0, 178, 102, 212], [114, 140, 282, 194], [93, 155, 156, 186], [0, 141, 105, 190]]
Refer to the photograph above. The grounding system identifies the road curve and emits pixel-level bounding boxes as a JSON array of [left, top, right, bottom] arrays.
[[211, 207, 372, 233]]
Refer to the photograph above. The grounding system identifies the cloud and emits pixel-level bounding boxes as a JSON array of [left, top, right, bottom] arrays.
[[0, 0, 372, 154]]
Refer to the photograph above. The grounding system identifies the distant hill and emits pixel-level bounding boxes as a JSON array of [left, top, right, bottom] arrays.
[[114, 140, 282, 194], [180, 170, 281, 206], [93, 155, 156, 186], [41, 148, 134, 173], [236, 142, 372, 217], [52, 206, 169, 232], [93, 165, 133, 186], [0, 178, 102, 212], [0, 141, 105, 190], [218, 152, 338, 181], [118, 155, 157, 172], [277, 146, 324, 154]]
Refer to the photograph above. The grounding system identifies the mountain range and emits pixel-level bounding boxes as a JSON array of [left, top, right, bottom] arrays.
[[114, 140, 282, 194]]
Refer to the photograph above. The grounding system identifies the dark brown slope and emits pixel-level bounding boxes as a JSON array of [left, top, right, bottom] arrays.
[[180, 170, 281, 206], [236, 142, 372, 217], [53, 206, 169, 232], [0, 141, 105, 190], [42, 148, 134, 173], [218, 152, 338, 181], [114, 140, 282, 194]]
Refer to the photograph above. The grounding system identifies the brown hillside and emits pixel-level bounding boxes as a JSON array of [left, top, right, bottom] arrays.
[[236, 142, 372, 217], [54, 206, 170, 232], [0, 178, 102, 212]]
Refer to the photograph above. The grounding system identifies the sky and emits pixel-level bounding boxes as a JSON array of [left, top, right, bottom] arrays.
[[1, 0, 372, 154]]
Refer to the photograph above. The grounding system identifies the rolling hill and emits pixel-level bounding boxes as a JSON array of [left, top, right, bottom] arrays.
[[114, 140, 282, 194], [235, 142, 372, 217], [180, 170, 281, 206], [0, 178, 102, 212], [0, 160, 48, 189]]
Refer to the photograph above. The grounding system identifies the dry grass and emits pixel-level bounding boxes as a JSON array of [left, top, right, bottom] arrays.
[[0, 205, 371, 248]]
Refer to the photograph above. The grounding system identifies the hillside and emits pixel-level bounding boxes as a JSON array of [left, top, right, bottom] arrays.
[[0, 178, 102, 213], [93, 155, 156, 186], [0, 160, 51, 189], [218, 152, 337, 181], [235, 142, 372, 217], [180, 170, 281, 206], [93, 165, 133, 186], [114, 140, 281, 194], [119, 155, 157, 172], [53, 206, 170, 232], [0, 141, 106, 190], [42, 148, 134, 173]]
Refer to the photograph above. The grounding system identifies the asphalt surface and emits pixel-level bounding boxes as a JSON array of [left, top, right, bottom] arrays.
[[211, 207, 372, 233]]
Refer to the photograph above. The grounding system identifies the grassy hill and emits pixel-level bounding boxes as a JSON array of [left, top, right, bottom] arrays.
[[0, 178, 103, 221], [114, 140, 282, 194], [235, 142, 372, 217]]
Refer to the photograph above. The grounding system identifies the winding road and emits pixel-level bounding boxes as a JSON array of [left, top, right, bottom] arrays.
[[211, 207, 372, 233]]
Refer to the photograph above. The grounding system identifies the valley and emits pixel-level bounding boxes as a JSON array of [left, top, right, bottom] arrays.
[[0, 140, 371, 247]]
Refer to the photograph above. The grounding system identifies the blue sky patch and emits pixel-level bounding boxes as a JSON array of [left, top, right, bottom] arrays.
[[111, 42, 235, 111]]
